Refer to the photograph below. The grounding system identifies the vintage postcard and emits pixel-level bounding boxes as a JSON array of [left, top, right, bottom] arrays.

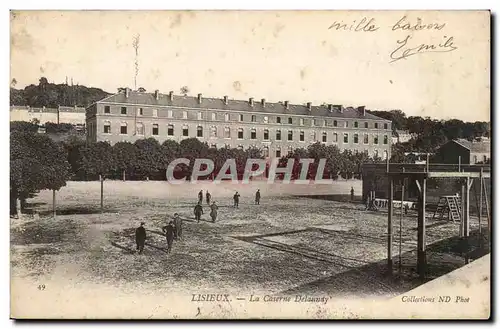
[[10, 10, 491, 319]]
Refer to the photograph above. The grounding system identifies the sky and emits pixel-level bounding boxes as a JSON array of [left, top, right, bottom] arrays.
[[10, 10, 490, 122]]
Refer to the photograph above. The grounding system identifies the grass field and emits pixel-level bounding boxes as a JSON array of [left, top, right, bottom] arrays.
[[11, 179, 489, 305]]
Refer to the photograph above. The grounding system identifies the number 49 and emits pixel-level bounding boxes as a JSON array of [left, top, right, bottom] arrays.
[[37, 284, 45, 291]]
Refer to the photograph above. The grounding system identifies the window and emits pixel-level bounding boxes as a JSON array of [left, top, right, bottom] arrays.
[[333, 120, 337, 127], [374, 150, 379, 158], [264, 116, 269, 124], [300, 131, 305, 141], [288, 117, 293, 124], [103, 121, 111, 134], [364, 122, 368, 129], [276, 148, 281, 158], [239, 114, 243, 122], [224, 127, 231, 138], [152, 124, 159, 135], [276, 130, 282, 141], [383, 150, 388, 160], [374, 135, 379, 144], [343, 133, 349, 143], [483, 155, 488, 162], [322, 132, 327, 142], [135, 123, 144, 136], [104, 106, 110, 114], [167, 124, 174, 136], [276, 117, 282, 124], [264, 129, 269, 140], [182, 111, 188, 119], [354, 121, 358, 128], [182, 126, 189, 137], [383, 135, 388, 144], [288, 130, 293, 141], [384, 123, 388, 129], [374, 122, 379, 129], [120, 123, 127, 134], [224, 113, 230, 122], [288, 146, 293, 155], [121, 107, 127, 115], [153, 109, 158, 117], [137, 108, 143, 116], [251, 115, 256, 122], [263, 146, 269, 158], [312, 131, 317, 141], [167, 110, 173, 118], [312, 119, 317, 126], [300, 118, 304, 126], [197, 126, 203, 137], [210, 126, 217, 137], [473, 155, 478, 163], [197, 112, 203, 120], [353, 133, 359, 144], [211, 113, 216, 121], [363, 134, 369, 144], [251, 128, 257, 139], [333, 133, 338, 142], [344, 121, 348, 128], [238, 128, 244, 139]]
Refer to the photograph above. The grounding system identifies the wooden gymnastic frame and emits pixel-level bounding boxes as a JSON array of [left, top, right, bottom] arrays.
[[385, 156, 490, 280]]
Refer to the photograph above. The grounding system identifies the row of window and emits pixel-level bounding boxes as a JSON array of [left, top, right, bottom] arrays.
[[103, 106, 389, 129], [102, 122, 389, 144]]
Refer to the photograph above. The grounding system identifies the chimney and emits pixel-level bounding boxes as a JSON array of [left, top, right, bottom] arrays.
[[224, 96, 229, 105], [154, 90, 160, 100], [169, 91, 174, 101], [249, 98, 254, 107], [307, 102, 312, 111], [358, 106, 366, 116], [125, 88, 130, 98], [339, 106, 344, 113], [284, 101, 289, 110], [328, 104, 333, 112], [197, 93, 202, 104], [261, 98, 266, 107]]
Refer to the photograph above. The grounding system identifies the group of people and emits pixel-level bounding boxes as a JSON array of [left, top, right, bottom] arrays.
[[134, 213, 184, 254], [134, 189, 263, 255]]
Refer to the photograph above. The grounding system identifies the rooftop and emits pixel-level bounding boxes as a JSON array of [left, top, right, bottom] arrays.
[[453, 138, 490, 153], [96, 90, 392, 121], [10, 105, 86, 113]]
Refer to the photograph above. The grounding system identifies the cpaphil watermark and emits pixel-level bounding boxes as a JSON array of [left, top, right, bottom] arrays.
[[165, 158, 335, 184]]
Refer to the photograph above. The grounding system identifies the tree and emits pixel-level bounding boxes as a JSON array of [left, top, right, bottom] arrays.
[[10, 121, 39, 133], [78, 142, 115, 180], [134, 138, 164, 180], [180, 86, 190, 95], [137, 87, 146, 92], [112, 142, 137, 181], [10, 131, 71, 214]]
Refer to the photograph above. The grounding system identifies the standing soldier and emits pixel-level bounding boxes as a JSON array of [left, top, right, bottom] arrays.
[[198, 190, 203, 204], [206, 190, 212, 205], [162, 221, 175, 253], [210, 201, 219, 223], [194, 203, 204, 223], [135, 222, 147, 254], [255, 189, 261, 205], [233, 192, 240, 208], [173, 213, 183, 240], [350, 186, 355, 202]]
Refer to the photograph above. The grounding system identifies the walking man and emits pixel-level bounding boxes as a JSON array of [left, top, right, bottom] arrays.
[[210, 201, 219, 223], [173, 213, 183, 240], [198, 190, 203, 204], [255, 189, 261, 205], [206, 191, 212, 205], [135, 221, 147, 254], [350, 186, 355, 202], [233, 192, 240, 208], [194, 203, 204, 222], [162, 221, 175, 253]]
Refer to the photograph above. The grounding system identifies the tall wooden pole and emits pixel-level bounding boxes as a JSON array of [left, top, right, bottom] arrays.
[[417, 177, 427, 281], [458, 156, 461, 172], [52, 189, 56, 218], [399, 171, 404, 276], [100, 175, 104, 212], [479, 169, 483, 240], [460, 182, 465, 237], [387, 177, 394, 274]]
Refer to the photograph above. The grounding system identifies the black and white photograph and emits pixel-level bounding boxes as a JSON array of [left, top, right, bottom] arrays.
[[8, 9, 491, 319]]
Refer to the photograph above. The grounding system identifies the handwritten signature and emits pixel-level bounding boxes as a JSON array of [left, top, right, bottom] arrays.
[[389, 35, 458, 63]]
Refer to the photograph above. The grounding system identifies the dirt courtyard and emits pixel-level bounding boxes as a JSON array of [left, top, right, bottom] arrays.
[[10, 179, 487, 318]]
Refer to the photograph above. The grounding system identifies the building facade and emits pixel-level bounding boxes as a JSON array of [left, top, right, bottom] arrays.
[[435, 138, 491, 165], [86, 89, 392, 159], [10, 105, 86, 125]]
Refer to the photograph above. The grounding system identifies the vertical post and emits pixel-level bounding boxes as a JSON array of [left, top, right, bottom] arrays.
[[387, 176, 394, 274], [464, 177, 470, 237], [458, 156, 461, 172], [479, 169, 483, 237], [417, 177, 427, 281], [399, 168, 405, 276], [460, 182, 465, 237], [100, 175, 104, 213], [52, 189, 56, 218], [426, 153, 430, 172]]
